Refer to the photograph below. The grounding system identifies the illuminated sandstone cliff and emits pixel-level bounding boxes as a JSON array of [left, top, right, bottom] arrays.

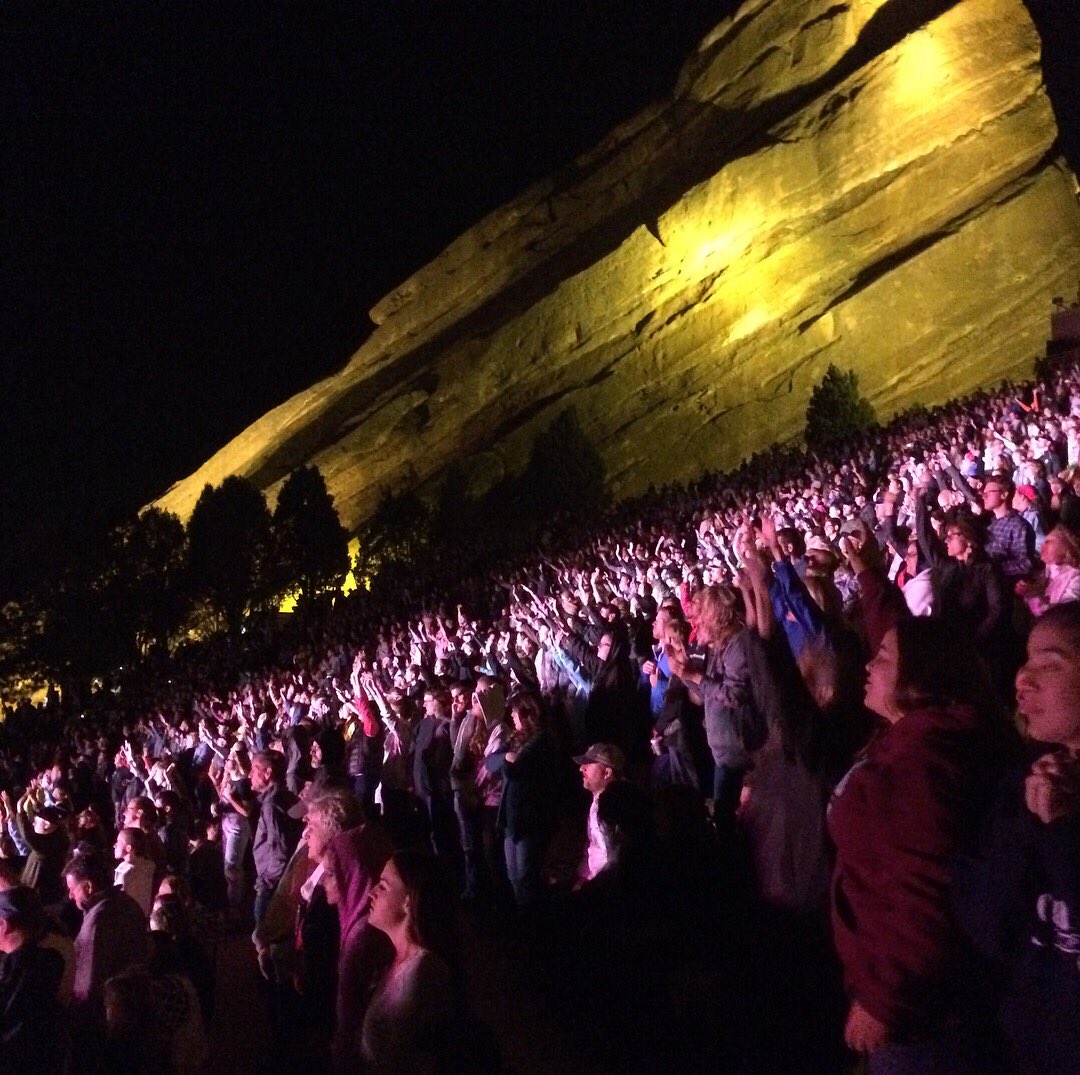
[[154, 0, 1080, 528]]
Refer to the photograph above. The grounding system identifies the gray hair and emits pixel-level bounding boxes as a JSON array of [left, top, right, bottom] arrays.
[[307, 789, 363, 837]]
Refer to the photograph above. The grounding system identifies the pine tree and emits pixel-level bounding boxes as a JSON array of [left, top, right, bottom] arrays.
[[271, 465, 349, 604], [804, 364, 877, 452]]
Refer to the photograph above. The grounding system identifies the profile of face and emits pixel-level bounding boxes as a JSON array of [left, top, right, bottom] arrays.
[[123, 801, 143, 829], [596, 635, 613, 661], [305, 812, 333, 862], [982, 482, 1007, 511], [1016, 621, 1080, 748], [652, 610, 671, 644], [249, 760, 272, 794], [368, 860, 409, 936], [944, 526, 972, 562], [1040, 530, 1068, 567], [113, 833, 131, 862], [66, 874, 94, 913], [864, 629, 900, 723], [310, 741, 323, 769], [579, 761, 613, 796]]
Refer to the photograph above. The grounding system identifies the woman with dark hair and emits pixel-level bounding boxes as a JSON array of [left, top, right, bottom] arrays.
[[360, 849, 457, 1073], [321, 820, 395, 1073], [560, 620, 646, 755], [486, 692, 561, 909], [650, 618, 709, 792], [830, 524, 1007, 1072], [912, 491, 1012, 670], [308, 727, 349, 798]]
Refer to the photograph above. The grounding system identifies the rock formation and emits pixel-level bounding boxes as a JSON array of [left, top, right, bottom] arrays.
[[154, 0, 1080, 529]]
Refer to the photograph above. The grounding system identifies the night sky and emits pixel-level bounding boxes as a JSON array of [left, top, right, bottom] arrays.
[[4, 0, 1079, 600]]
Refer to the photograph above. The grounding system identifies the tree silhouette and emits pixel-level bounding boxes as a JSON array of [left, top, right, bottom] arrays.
[[804, 364, 877, 452], [187, 476, 272, 634], [271, 465, 349, 606], [518, 407, 608, 519], [354, 490, 431, 577], [97, 508, 190, 659]]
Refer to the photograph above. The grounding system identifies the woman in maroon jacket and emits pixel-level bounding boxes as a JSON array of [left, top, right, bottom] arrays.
[[830, 523, 1007, 1073]]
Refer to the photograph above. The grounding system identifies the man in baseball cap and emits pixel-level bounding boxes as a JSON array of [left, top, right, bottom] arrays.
[[574, 743, 625, 882]]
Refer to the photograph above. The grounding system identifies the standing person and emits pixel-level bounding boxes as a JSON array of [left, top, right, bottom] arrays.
[[669, 584, 758, 831], [1019, 523, 1080, 617], [574, 743, 625, 883], [357, 673, 414, 841], [250, 750, 301, 928], [650, 617, 709, 792], [0, 886, 66, 1073], [112, 827, 156, 918], [955, 602, 1080, 1073], [450, 677, 506, 903], [13, 800, 69, 914], [487, 692, 561, 910], [321, 820, 395, 1074], [642, 601, 680, 718], [983, 474, 1036, 581], [214, 742, 254, 921], [345, 695, 384, 821], [409, 686, 457, 863], [830, 529, 1006, 1072], [560, 621, 645, 757], [359, 850, 456, 1074], [64, 852, 148, 1063]]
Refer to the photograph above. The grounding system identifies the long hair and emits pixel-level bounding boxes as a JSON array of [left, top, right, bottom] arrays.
[[393, 849, 457, 964], [1047, 524, 1080, 569], [507, 690, 545, 750], [697, 584, 744, 648]]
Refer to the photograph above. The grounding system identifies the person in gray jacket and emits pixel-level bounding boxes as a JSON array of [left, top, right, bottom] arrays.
[[669, 583, 757, 830]]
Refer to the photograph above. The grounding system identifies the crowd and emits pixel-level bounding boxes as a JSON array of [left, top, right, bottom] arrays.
[[3, 354, 1080, 1073]]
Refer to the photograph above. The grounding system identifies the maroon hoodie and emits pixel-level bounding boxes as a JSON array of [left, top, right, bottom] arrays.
[[828, 700, 996, 1034], [828, 565, 1000, 1035], [327, 823, 394, 1072]]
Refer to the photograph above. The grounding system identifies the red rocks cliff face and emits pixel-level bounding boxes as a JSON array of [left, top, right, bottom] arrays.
[[154, 0, 1080, 529]]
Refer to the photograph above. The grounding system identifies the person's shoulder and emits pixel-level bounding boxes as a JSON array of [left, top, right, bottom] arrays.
[[95, 887, 145, 925], [410, 949, 452, 995]]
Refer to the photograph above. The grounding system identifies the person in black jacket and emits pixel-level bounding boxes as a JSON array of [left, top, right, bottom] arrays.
[[955, 602, 1080, 1075], [408, 685, 458, 863], [486, 692, 562, 909], [0, 884, 65, 1074], [561, 621, 647, 758]]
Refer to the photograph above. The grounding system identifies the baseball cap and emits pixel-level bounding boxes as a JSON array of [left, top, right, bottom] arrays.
[[1016, 484, 1038, 503], [573, 743, 625, 773], [0, 886, 43, 928]]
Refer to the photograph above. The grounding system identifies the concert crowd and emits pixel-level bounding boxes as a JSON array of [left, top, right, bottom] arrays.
[[3, 357, 1080, 1074]]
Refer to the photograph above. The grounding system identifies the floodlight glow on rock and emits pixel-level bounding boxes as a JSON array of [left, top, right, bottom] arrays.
[[153, 0, 1080, 537]]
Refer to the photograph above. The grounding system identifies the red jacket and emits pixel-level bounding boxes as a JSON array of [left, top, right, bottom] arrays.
[[829, 699, 999, 1034], [829, 566, 1001, 1033]]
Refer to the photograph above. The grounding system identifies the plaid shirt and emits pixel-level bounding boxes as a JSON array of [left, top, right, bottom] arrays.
[[985, 510, 1035, 579]]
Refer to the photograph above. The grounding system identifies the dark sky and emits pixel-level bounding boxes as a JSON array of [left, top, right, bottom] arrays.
[[3, 0, 1078, 599]]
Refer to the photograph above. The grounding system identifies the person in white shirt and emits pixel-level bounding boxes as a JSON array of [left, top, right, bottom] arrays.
[[1022, 525, 1080, 617], [113, 826, 156, 917], [574, 743, 625, 883]]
